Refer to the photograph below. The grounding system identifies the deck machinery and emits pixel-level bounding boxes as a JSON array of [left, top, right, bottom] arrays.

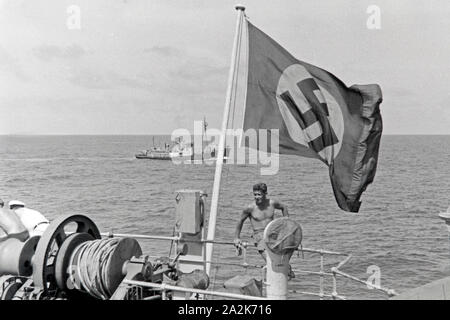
[[0, 190, 215, 300], [0, 189, 302, 300], [0, 189, 406, 300]]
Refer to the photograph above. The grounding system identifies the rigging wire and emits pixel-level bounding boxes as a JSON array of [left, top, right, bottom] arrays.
[[168, 225, 176, 258]]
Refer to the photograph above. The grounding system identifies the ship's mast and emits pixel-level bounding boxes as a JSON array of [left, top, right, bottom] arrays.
[[205, 5, 245, 276], [202, 116, 207, 161]]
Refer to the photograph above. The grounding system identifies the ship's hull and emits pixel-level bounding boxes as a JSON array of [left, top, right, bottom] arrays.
[[135, 154, 171, 160]]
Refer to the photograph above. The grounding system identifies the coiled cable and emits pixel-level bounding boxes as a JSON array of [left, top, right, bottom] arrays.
[[69, 238, 120, 299]]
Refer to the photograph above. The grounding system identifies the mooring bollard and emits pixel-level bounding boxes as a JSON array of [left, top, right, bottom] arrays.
[[265, 246, 290, 299], [263, 218, 302, 300]]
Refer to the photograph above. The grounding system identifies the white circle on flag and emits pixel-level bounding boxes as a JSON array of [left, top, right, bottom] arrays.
[[276, 64, 344, 159]]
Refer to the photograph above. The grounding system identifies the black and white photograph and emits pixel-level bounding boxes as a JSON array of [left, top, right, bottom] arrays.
[[0, 0, 449, 306]]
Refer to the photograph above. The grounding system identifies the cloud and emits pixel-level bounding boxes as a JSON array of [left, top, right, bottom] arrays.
[[387, 86, 414, 98], [172, 62, 228, 81], [142, 45, 228, 94], [0, 46, 29, 81], [33, 44, 86, 62], [144, 46, 182, 57], [61, 44, 226, 91], [68, 68, 153, 91], [68, 69, 111, 89], [144, 45, 228, 78]]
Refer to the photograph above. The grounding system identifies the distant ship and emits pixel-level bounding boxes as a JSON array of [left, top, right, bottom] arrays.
[[135, 117, 228, 161], [135, 147, 171, 160], [135, 135, 196, 160], [135, 138, 228, 162], [135, 136, 172, 160]]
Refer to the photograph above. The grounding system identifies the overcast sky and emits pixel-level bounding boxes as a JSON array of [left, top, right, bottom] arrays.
[[0, 0, 449, 135]]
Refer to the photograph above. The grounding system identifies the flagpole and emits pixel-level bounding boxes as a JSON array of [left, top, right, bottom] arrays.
[[205, 5, 245, 276]]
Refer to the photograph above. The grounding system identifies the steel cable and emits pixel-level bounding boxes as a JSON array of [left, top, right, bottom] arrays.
[[69, 238, 121, 299]]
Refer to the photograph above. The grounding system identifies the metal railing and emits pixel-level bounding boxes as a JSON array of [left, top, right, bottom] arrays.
[[122, 280, 268, 300], [289, 247, 397, 299], [101, 231, 397, 300]]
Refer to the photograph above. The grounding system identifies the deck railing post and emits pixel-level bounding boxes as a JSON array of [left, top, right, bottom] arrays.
[[319, 253, 324, 300], [439, 209, 450, 256]]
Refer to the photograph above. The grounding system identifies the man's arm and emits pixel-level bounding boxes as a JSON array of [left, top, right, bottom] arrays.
[[273, 200, 289, 217], [0, 208, 29, 241], [234, 206, 251, 243]]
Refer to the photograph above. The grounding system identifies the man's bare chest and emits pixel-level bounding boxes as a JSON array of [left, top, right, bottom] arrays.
[[251, 207, 275, 221]]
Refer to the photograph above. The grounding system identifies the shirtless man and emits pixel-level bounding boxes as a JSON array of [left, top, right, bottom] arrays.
[[233, 183, 289, 256]]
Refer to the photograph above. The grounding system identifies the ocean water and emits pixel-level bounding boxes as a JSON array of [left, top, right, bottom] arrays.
[[0, 135, 449, 300]]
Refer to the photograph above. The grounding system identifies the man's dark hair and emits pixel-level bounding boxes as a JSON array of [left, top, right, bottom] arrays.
[[0, 199, 3, 208], [253, 183, 267, 194]]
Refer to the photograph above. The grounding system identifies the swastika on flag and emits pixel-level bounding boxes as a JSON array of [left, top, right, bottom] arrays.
[[276, 64, 344, 162]]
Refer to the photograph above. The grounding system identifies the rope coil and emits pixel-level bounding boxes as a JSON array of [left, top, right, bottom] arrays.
[[69, 238, 121, 299]]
